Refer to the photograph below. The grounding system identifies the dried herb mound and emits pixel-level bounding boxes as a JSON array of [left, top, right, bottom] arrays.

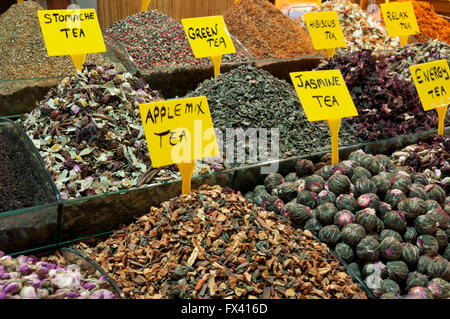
[[223, 0, 317, 60], [81, 185, 367, 299], [186, 65, 356, 158], [315, 50, 438, 142], [20, 65, 165, 198]]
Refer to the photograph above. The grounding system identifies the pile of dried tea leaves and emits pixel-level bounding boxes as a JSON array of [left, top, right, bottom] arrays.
[[79, 185, 367, 299]]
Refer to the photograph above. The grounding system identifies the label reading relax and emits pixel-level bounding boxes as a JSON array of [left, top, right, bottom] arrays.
[[303, 11, 346, 50], [409, 59, 450, 111], [380, 2, 419, 37], [290, 70, 358, 121], [181, 16, 236, 58], [139, 97, 219, 168], [37, 9, 106, 56]]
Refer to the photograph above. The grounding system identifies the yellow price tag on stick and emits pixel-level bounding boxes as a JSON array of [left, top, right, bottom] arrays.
[[141, 0, 151, 12], [303, 11, 346, 58], [181, 16, 236, 78], [409, 59, 450, 135], [290, 70, 358, 164], [139, 97, 220, 195], [380, 1, 419, 46], [37, 9, 106, 72]]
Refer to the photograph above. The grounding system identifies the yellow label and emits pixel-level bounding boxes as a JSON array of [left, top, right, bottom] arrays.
[[37, 9, 106, 56], [139, 97, 220, 168], [181, 16, 236, 59], [303, 11, 346, 50], [141, 0, 151, 12], [380, 2, 419, 37], [409, 59, 450, 111], [290, 70, 358, 121]]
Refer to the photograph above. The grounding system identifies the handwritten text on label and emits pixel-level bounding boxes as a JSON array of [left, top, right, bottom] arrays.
[[303, 11, 346, 50], [380, 2, 419, 37]]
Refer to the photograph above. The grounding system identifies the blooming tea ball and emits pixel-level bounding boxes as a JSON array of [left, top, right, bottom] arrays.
[[380, 292, 399, 299], [264, 173, 284, 193], [288, 203, 313, 227], [416, 235, 439, 256], [380, 237, 403, 261], [414, 173, 429, 186], [444, 244, 450, 261], [335, 160, 356, 177], [426, 208, 449, 229], [362, 261, 387, 278], [277, 182, 298, 203], [417, 255, 433, 274], [425, 184, 446, 205], [316, 202, 338, 225], [407, 286, 433, 299], [284, 172, 298, 183], [401, 243, 420, 268], [341, 223, 366, 247], [390, 176, 412, 194], [426, 200, 441, 211], [356, 236, 380, 261], [427, 255, 450, 280], [355, 208, 378, 232], [318, 225, 341, 248], [360, 154, 383, 176], [304, 175, 325, 193], [427, 278, 450, 299], [372, 175, 390, 197], [334, 210, 354, 228], [262, 195, 284, 214], [378, 202, 392, 220], [398, 197, 427, 219], [336, 194, 357, 212], [375, 154, 392, 171], [304, 218, 322, 236], [414, 215, 437, 235], [244, 192, 254, 203], [353, 178, 376, 197], [356, 193, 380, 211], [435, 229, 448, 251], [376, 218, 385, 234], [317, 190, 337, 206], [403, 227, 418, 244], [379, 229, 403, 242], [252, 191, 271, 206], [348, 262, 361, 278], [384, 189, 406, 209], [381, 279, 401, 295], [334, 242, 354, 263], [405, 272, 429, 292], [386, 261, 409, 283], [316, 165, 333, 181], [383, 210, 407, 233], [409, 184, 427, 200], [295, 159, 315, 178], [296, 190, 318, 209], [328, 174, 351, 195]]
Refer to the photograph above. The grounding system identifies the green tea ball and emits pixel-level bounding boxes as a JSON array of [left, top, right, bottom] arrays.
[[425, 184, 446, 205], [401, 243, 420, 268], [317, 190, 337, 206], [417, 255, 433, 274], [295, 159, 315, 178], [348, 149, 367, 163], [304, 218, 322, 236], [427, 278, 450, 299], [296, 190, 318, 209], [288, 203, 313, 227], [284, 172, 298, 183], [403, 227, 418, 244], [360, 154, 383, 176], [316, 202, 338, 226], [304, 175, 325, 193], [384, 189, 406, 209], [372, 175, 390, 197], [380, 237, 403, 261], [379, 202, 392, 220], [375, 154, 392, 170], [353, 177, 376, 197], [386, 261, 409, 283], [244, 192, 254, 203], [398, 197, 427, 219], [376, 218, 385, 234], [341, 223, 366, 247], [435, 225, 448, 251], [318, 225, 341, 248], [417, 235, 439, 257], [316, 165, 333, 181], [264, 173, 285, 193], [426, 208, 449, 229], [348, 262, 361, 278], [405, 272, 429, 292], [277, 182, 298, 203], [383, 210, 407, 233], [328, 174, 351, 195], [356, 193, 380, 211], [414, 215, 437, 235], [380, 229, 403, 242], [253, 185, 267, 194], [409, 183, 427, 200], [390, 176, 412, 194], [426, 200, 442, 211], [362, 261, 387, 278], [444, 202, 450, 215], [414, 173, 429, 186], [334, 242, 354, 263], [356, 236, 380, 261], [380, 292, 399, 299], [262, 195, 284, 214], [335, 160, 356, 177], [336, 194, 357, 212], [444, 244, 450, 261], [334, 210, 354, 228], [355, 208, 378, 232], [427, 255, 449, 280], [252, 191, 272, 206]]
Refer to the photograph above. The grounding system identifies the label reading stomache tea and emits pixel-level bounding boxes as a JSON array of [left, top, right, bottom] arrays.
[[289, 70, 358, 121], [410, 59, 450, 111], [380, 1, 419, 37], [181, 16, 236, 58], [303, 11, 346, 50], [37, 9, 105, 56], [139, 97, 219, 168]]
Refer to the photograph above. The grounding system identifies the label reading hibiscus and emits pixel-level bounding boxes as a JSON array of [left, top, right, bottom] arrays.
[[409, 59, 450, 111], [303, 11, 346, 51], [380, 2, 419, 37], [289, 70, 358, 121]]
